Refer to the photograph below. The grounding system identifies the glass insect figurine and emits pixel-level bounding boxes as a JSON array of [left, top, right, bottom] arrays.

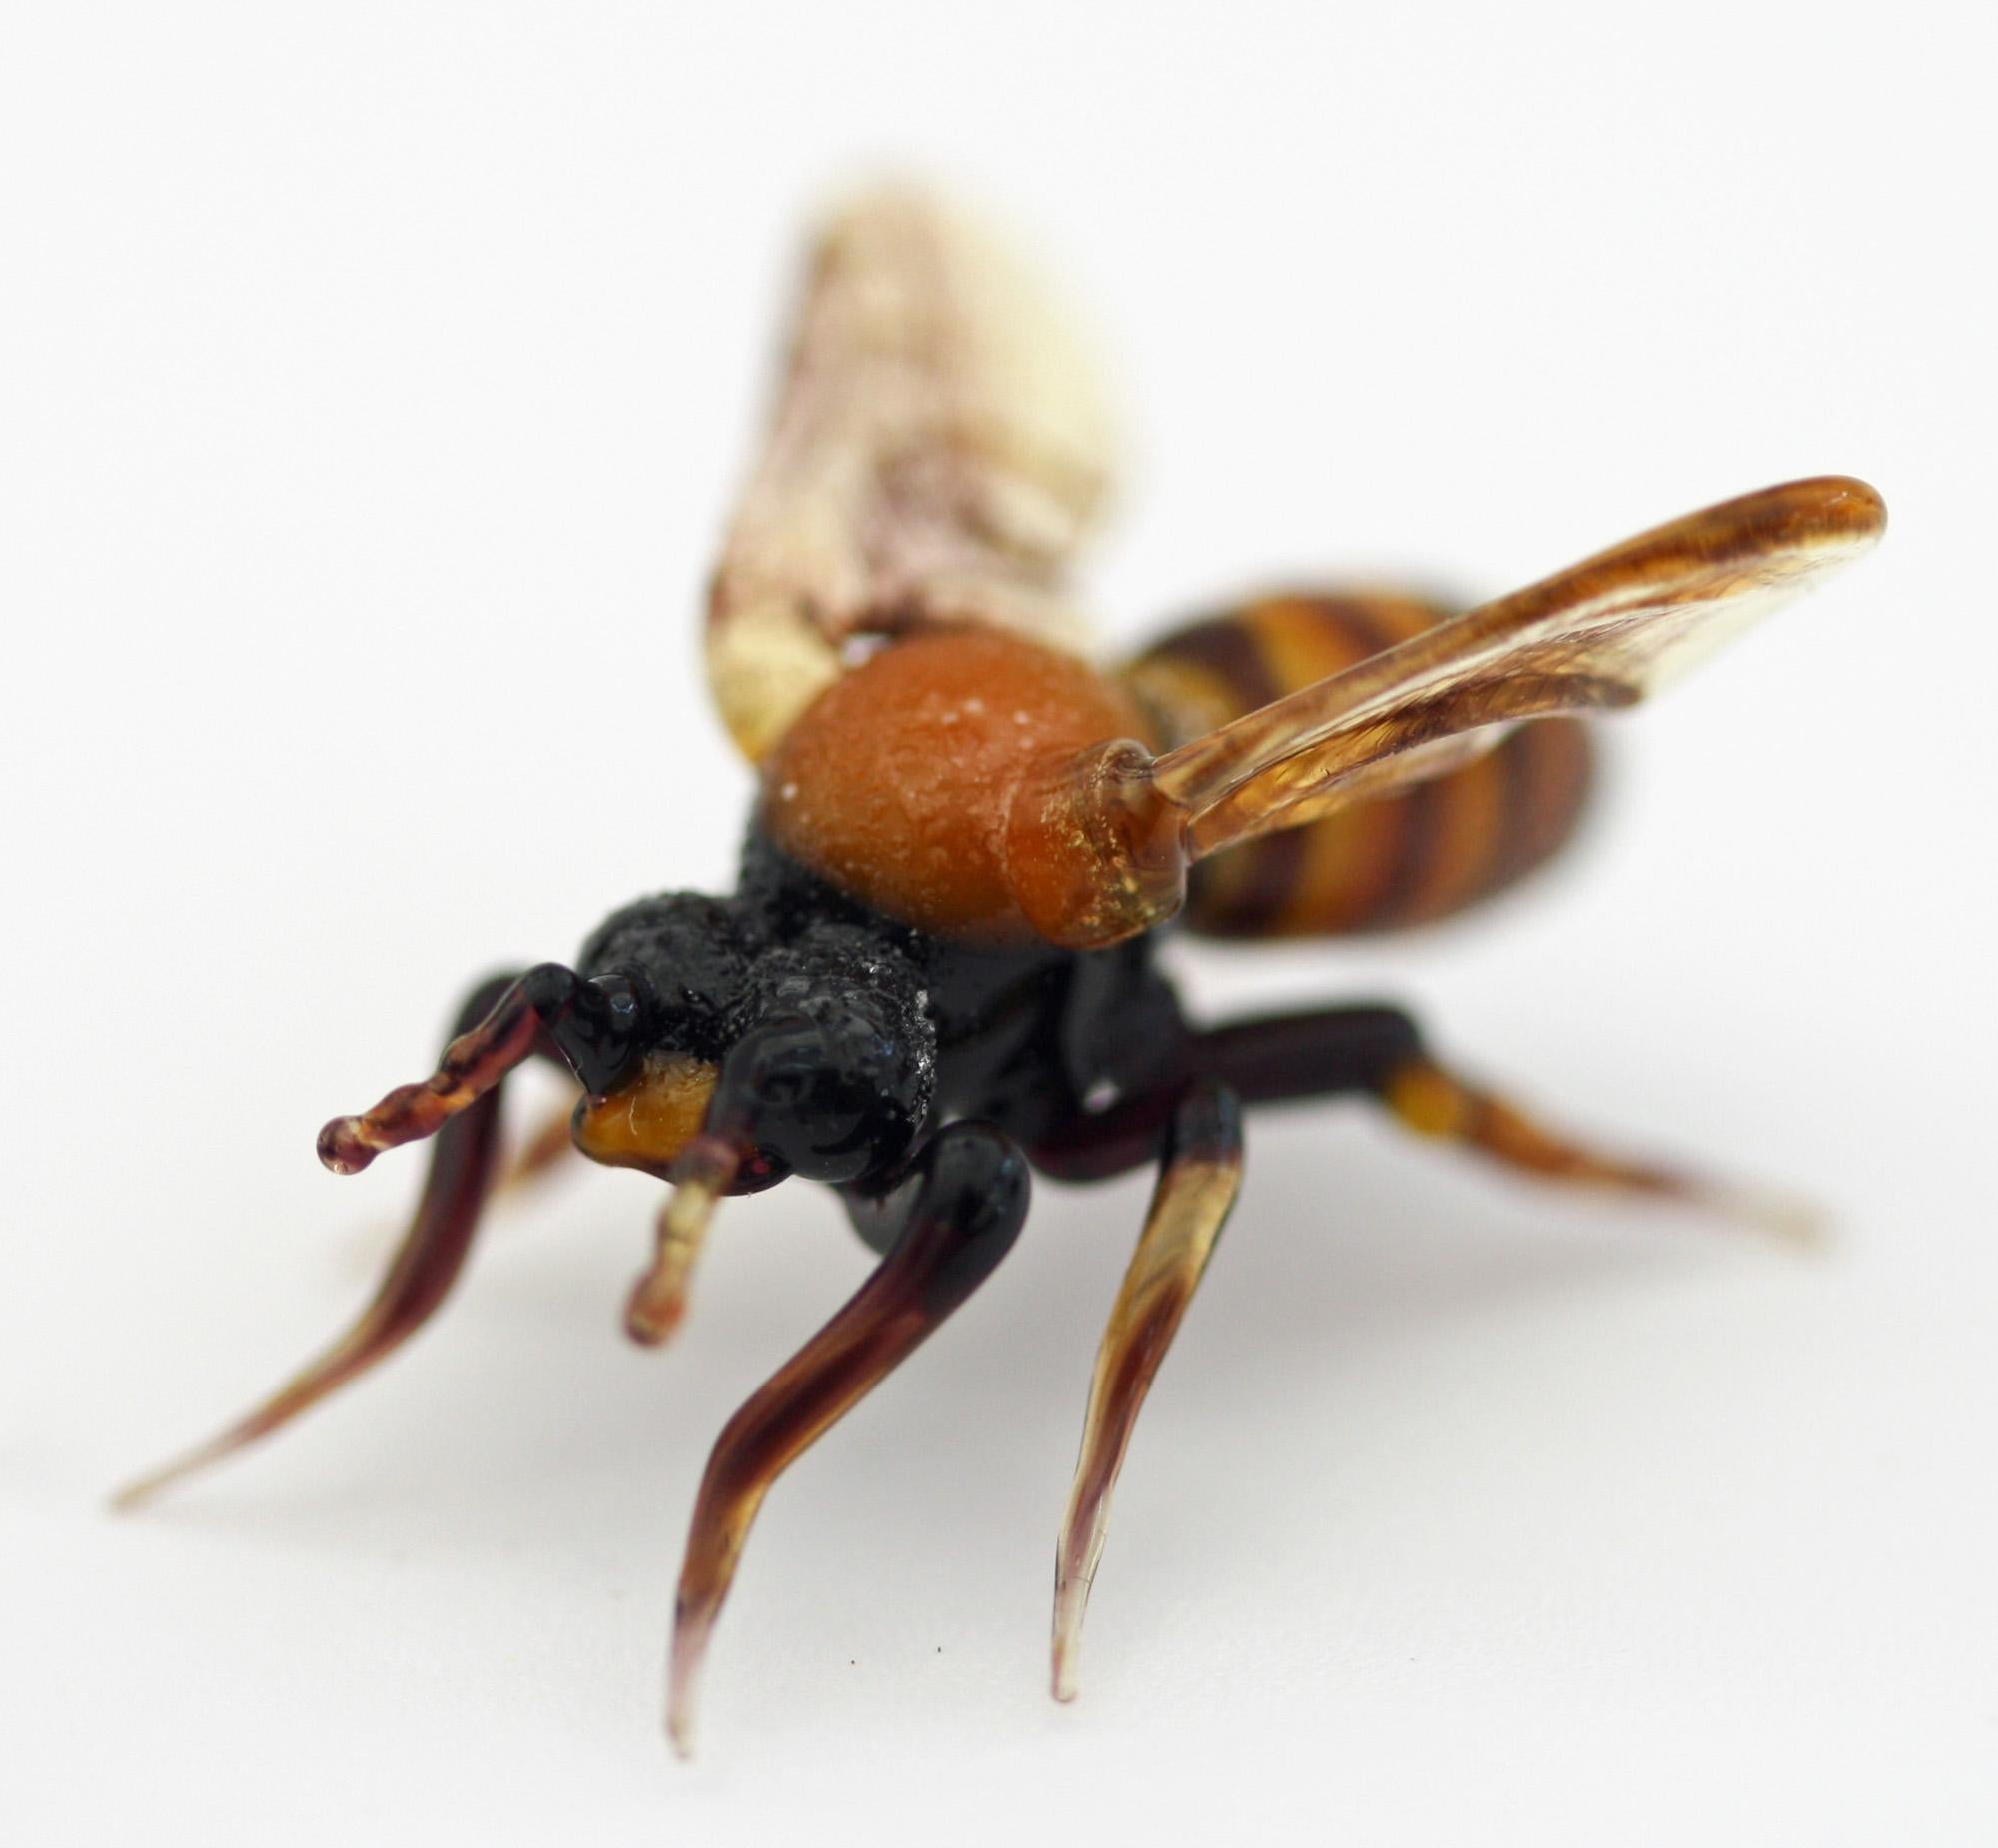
[[116, 189, 1887, 1755]]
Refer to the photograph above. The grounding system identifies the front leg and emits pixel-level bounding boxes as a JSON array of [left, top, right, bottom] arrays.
[[115, 961, 664, 1510], [115, 972, 534, 1509], [665, 1121, 1030, 1756]]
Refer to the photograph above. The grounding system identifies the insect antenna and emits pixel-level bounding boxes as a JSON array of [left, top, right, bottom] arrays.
[[318, 964, 649, 1174]]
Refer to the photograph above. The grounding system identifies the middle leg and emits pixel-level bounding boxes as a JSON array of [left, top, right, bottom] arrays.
[[1051, 1079, 1243, 1701], [1027, 997, 1806, 1700]]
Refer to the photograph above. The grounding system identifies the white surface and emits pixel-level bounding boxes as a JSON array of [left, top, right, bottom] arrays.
[[5, 4, 1994, 1843]]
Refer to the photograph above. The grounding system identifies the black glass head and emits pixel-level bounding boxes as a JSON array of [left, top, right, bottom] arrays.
[[574, 889, 937, 1190]]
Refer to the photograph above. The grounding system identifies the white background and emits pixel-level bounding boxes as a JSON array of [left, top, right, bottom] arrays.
[[5, 4, 1994, 1843]]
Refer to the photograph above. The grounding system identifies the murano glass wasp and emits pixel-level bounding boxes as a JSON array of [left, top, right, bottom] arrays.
[[117, 190, 1886, 1753]]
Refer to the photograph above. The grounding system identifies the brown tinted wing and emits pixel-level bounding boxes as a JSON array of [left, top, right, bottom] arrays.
[[1152, 477, 1886, 858], [706, 189, 1115, 760]]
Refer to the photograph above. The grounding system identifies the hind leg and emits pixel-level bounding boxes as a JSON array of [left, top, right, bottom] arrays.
[[1212, 1003, 1813, 1239], [1374, 1050, 1815, 1240], [1036, 1001, 1811, 1239], [115, 972, 544, 1510]]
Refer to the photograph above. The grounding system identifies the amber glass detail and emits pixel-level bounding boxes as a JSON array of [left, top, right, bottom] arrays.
[[760, 628, 1155, 941], [1384, 1058, 1819, 1243], [572, 1054, 720, 1180], [1001, 738, 1188, 950]]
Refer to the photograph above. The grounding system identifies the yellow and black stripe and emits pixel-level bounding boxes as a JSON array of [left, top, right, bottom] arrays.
[[1123, 592, 1595, 939]]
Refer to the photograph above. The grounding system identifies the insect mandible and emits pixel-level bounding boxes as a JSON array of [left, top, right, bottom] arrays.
[[117, 190, 1887, 1753]]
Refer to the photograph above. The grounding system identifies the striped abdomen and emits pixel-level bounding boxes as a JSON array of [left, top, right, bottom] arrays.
[[1124, 592, 1595, 938]]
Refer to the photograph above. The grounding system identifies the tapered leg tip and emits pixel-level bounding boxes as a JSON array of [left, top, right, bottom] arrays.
[[1689, 1182, 1831, 1253], [1740, 1192, 1832, 1252], [1051, 1578, 1088, 1703], [107, 1437, 234, 1514], [665, 1678, 701, 1760], [107, 1478, 159, 1516], [665, 1606, 712, 1762]]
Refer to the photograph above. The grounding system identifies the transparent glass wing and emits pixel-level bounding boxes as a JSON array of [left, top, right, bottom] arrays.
[[1152, 476, 1886, 857]]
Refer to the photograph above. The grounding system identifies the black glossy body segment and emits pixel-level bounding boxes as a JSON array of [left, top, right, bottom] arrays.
[[578, 831, 1194, 1185]]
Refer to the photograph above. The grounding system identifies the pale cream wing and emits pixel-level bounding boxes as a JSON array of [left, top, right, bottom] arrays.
[[706, 188, 1115, 761]]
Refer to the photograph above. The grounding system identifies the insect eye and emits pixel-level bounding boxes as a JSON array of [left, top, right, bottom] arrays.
[[534, 967, 656, 1096]]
